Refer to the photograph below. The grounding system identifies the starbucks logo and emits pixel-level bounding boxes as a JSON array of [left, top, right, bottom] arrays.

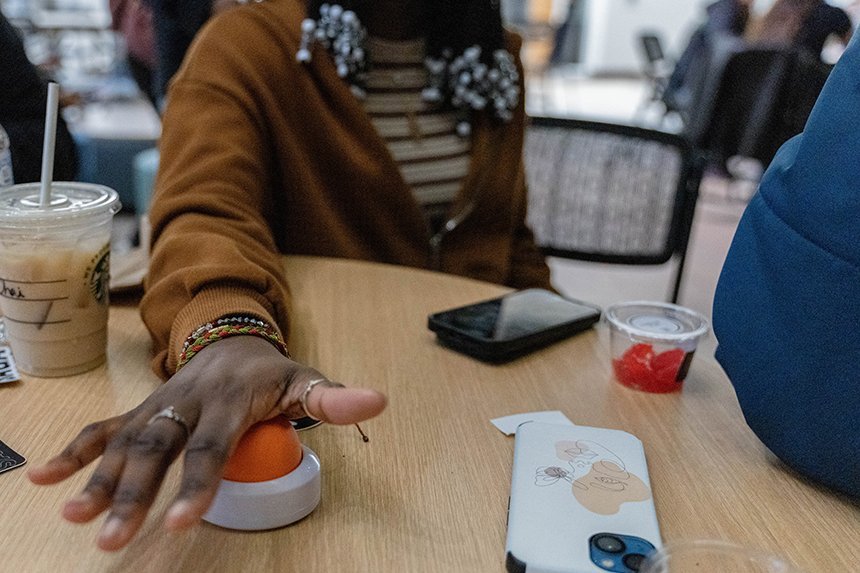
[[88, 248, 110, 304]]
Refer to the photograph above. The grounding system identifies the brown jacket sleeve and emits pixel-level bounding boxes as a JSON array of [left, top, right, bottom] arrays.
[[140, 12, 292, 379]]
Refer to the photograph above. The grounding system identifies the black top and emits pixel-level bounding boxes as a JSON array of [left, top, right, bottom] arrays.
[[146, 0, 213, 102], [796, 3, 852, 57], [0, 13, 78, 183], [705, 0, 749, 36]]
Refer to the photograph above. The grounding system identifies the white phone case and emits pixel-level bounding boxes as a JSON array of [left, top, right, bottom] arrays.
[[505, 422, 662, 573]]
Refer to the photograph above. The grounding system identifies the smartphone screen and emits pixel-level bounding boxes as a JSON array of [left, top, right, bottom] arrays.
[[438, 289, 600, 342], [429, 289, 602, 362]]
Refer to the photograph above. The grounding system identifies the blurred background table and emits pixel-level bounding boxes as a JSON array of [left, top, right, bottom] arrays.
[[0, 256, 857, 572], [70, 99, 161, 214]]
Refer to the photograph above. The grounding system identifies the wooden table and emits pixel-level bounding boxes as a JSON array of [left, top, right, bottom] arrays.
[[1, 257, 857, 571]]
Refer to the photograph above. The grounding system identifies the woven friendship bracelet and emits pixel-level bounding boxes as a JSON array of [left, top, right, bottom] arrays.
[[181, 315, 269, 352], [176, 320, 290, 371]]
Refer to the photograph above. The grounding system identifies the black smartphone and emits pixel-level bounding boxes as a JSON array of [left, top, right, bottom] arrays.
[[427, 289, 601, 363]]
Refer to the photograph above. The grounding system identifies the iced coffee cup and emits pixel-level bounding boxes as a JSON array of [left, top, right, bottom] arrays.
[[0, 182, 120, 377]]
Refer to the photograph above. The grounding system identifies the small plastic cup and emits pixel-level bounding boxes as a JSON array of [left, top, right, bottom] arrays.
[[605, 301, 709, 393], [0, 182, 120, 377], [640, 540, 807, 573]]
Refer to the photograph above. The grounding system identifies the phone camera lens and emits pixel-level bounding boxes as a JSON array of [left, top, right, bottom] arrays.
[[623, 553, 646, 571], [594, 534, 626, 554]]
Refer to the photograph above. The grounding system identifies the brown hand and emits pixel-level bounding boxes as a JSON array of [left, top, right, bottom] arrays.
[[27, 336, 387, 551]]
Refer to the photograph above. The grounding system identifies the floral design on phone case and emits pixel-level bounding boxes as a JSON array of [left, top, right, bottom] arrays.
[[535, 440, 651, 515]]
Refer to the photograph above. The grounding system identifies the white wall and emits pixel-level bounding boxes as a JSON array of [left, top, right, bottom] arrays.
[[580, 0, 707, 75], [579, 0, 859, 75]]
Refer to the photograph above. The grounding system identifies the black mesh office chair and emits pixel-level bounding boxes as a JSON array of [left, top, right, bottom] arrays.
[[525, 117, 704, 303]]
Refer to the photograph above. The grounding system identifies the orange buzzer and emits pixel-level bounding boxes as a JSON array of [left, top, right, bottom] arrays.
[[222, 417, 303, 483]]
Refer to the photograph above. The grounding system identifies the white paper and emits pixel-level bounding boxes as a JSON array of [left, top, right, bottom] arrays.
[[491, 410, 576, 436], [0, 346, 21, 384]]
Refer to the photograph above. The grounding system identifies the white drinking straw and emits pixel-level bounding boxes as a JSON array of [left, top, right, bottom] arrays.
[[39, 82, 60, 208]]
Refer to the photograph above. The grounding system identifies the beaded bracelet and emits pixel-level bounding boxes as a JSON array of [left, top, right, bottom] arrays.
[[181, 316, 267, 352], [176, 316, 290, 371]]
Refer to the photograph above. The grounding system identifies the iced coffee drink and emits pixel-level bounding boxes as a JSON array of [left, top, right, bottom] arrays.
[[0, 183, 120, 377]]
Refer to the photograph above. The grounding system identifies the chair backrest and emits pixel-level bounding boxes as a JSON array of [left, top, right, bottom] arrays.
[[771, 49, 832, 152], [677, 32, 745, 131], [684, 42, 803, 168], [524, 117, 703, 297]]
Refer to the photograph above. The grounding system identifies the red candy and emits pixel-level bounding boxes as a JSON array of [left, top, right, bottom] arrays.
[[612, 343, 687, 393]]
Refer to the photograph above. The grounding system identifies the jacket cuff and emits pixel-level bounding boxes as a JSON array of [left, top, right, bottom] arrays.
[[154, 286, 281, 379]]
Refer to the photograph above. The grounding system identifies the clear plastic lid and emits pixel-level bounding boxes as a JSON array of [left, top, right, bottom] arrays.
[[605, 301, 709, 343], [0, 182, 120, 228]]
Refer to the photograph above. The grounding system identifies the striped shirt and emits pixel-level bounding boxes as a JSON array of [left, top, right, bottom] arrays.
[[363, 36, 471, 229]]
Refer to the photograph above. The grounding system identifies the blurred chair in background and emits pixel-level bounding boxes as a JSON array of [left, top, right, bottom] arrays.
[[684, 46, 794, 175], [524, 116, 704, 303], [635, 32, 672, 117], [683, 42, 831, 195], [777, 49, 833, 139]]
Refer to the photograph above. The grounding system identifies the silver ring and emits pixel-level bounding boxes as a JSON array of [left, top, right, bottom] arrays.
[[300, 379, 326, 422], [146, 406, 190, 437]]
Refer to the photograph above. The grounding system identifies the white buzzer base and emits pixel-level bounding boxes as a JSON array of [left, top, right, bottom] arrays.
[[203, 445, 321, 530]]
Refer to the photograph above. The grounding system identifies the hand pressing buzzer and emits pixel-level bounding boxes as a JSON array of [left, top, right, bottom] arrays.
[[26, 0, 553, 552], [27, 335, 387, 551]]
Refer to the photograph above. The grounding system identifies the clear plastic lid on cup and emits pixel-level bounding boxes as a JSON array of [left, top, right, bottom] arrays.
[[0, 182, 120, 229], [605, 301, 709, 393]]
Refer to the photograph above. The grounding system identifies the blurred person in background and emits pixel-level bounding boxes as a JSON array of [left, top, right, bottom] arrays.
[[109, 0, 159, 106], [0, 12, 78, 183], [662, 0, 753, 113], [147, 0, 244, 106], [147, 0, 211, 105], [746, 0, 853, 60]]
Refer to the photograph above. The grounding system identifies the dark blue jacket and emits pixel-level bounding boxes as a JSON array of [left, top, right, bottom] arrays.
[[713, 30, 860, 498]]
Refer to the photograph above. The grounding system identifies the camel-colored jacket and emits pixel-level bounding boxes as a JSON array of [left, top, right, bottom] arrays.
[[141, 0, 552, 378]]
